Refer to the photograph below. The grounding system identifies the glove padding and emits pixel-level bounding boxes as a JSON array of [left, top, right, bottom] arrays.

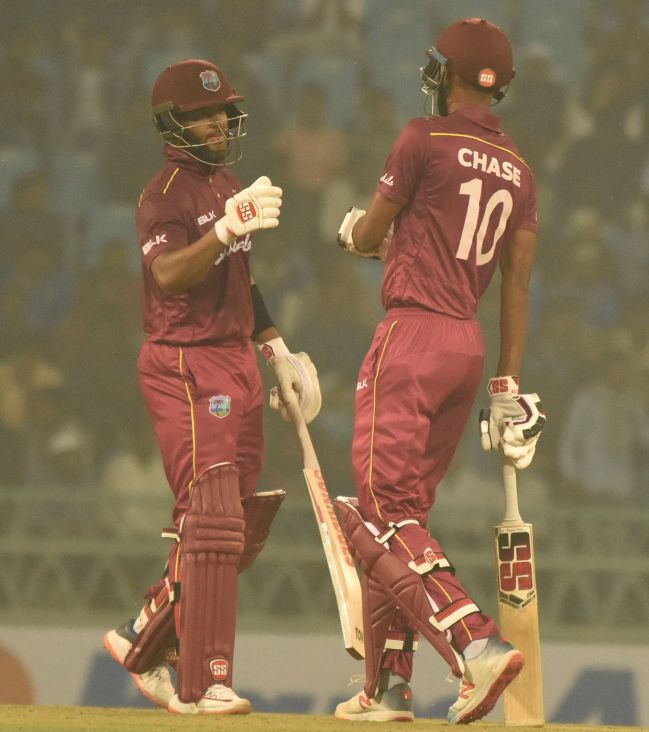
[[269, 352, 322, 424], [215, 176, 282, 243], [479, 376, 546, 469]]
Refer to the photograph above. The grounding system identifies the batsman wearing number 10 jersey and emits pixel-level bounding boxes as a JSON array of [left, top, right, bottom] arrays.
[[335, 18, 546, 724]]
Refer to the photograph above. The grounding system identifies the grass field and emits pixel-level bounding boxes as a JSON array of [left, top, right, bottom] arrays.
[[0, 707, 645, 732]]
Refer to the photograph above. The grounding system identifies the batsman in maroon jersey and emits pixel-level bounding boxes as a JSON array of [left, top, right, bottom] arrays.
[[335, 19, 546, 725], [102, 59, 321, 715]]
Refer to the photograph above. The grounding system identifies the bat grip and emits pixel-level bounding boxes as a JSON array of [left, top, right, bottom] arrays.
[[502, 459, 523, 524], [286, 399, 320, 471]]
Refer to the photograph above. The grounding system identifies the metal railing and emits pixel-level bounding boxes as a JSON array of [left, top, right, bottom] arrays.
[[2, 487, 648, 643]]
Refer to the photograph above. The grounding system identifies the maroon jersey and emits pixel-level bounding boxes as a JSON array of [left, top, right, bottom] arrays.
[[136, 146, 254, 345], [378, 108, 537, 319]]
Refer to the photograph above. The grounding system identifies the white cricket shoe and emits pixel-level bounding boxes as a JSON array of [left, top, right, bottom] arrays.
[[168, 683, 252, 715], [103, 627, 175, 708], [335, 682, 414, 722], [447, 635, 524, 724]]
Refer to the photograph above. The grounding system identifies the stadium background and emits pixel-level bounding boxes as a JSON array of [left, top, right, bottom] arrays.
[[1, 0, 648, 723]]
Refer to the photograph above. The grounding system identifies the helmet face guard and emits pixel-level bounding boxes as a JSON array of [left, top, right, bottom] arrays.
[[420, 47, 450, 116], [420, 47, 448, 96], [153, 102, 247, 166]]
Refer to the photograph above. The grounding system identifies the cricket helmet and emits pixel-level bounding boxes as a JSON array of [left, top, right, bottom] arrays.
[[421, 18, 515, 102], [151, 59, 247, 163]]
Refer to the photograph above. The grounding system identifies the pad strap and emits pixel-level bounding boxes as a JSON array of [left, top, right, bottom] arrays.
[[384, 629, 419, 651], [408, 549, 453, 575], [374, 519, 420, 545], [431, 597, 481, 632]]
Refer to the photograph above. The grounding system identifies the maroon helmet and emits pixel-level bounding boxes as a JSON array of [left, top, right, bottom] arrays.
[[151, 59, 246, 164], [421, 18, 515, 107]]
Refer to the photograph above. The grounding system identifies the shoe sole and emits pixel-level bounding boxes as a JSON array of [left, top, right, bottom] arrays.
[[335, 711, 414, 722], [103, 632, 170, 709], [334, 704, 414, 722], [455, 651, 525, 724], [168, 701, 252, 715]]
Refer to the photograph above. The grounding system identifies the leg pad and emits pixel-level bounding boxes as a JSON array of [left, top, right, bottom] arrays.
[[240, 490, 286, 573], [176, 463, 245, 703], [335, 498, 463, 680], [123, 577, 175, 674]]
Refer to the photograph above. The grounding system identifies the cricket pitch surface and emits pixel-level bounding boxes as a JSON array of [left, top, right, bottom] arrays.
[[0, 706, 644, 732]]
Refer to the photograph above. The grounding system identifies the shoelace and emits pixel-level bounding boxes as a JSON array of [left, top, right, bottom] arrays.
[[347, 674, 366, 687], [204, 684, 236, 701], [144, 666, 169, 682]]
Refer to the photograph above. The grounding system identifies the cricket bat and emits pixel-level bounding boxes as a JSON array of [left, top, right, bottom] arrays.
[[495, 459, 544, 726], [286, 399, 365, 659]]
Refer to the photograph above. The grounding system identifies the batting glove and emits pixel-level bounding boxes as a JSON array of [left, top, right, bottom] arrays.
[[259, 338, 322, 424], [215, 176, 282, 245], [479, 376, 546, 469], [337, 205, 377, 259]]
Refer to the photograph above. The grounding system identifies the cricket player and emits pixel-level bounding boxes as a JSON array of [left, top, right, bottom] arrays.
[[102, 59, 321, 714], [334, 19, 545, 724]]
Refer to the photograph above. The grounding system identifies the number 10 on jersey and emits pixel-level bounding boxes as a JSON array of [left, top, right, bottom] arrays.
[[456, 178, 513, 265]]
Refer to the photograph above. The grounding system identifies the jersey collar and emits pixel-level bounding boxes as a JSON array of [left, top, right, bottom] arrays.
[[448, 107, 503, 133], [164, 145, 218, 176]]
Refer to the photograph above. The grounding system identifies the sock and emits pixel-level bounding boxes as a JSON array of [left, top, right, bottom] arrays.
[[462, 637, 489, 660], [387, 672, 408, 688]]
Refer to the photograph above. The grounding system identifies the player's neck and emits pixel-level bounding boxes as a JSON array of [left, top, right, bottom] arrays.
[[446, 96, 492, 115]]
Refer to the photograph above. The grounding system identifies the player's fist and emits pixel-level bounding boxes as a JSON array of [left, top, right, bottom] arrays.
[[270, 352, 322, 425], [479, 376, 546, 469], [215, 175, 283, 244], [337, 206, 392, 261], [259, 338, 322, 424]]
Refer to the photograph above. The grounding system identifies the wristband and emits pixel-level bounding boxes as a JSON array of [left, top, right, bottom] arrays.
[[214, 217, 236, 247], [251, 284, 275, 338], [258, 336, 289, 362]]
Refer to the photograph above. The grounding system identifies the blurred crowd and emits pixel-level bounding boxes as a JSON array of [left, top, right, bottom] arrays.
[[1, 0, 648, 544]]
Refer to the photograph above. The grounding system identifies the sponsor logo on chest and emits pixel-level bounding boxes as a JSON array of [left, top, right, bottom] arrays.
[[214, 233, 252, 266], [197, 210, 218, 226]]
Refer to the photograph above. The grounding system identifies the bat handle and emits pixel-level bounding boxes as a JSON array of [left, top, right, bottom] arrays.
[[502, 458, 523, 524], [286, 399, 320, 471]]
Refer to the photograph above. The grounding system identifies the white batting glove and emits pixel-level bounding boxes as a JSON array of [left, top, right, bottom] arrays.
[[479, 376, 546, 469], [214, 176, 282, 245], [337, 205, 377, 259], [259, 338, 322, 424]]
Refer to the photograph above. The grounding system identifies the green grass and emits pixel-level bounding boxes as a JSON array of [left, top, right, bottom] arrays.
[[0, 707, 644, 732]]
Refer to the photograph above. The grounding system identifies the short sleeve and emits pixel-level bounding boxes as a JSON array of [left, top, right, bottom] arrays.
[[377, 120, 428, 207], [518, 171, 538, 233], [136, 193, 190, 270]]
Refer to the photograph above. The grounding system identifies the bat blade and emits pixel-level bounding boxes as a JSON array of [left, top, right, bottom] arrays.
[[303, 467, 364, 659], [495, 519, 544, 726]]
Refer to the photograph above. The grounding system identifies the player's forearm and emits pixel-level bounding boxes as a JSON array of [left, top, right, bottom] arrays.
[[351, 191, 402, 253], [351, 215, 382, 253], [151, 230, 227, 294], [497, 277, 529, 376]]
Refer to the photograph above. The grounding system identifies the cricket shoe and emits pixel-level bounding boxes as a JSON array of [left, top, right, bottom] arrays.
[[335, 682, 414, 722], [447, 635, 524, 724], [103, 623, 175, 708], [168, 683, 252, 715]]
